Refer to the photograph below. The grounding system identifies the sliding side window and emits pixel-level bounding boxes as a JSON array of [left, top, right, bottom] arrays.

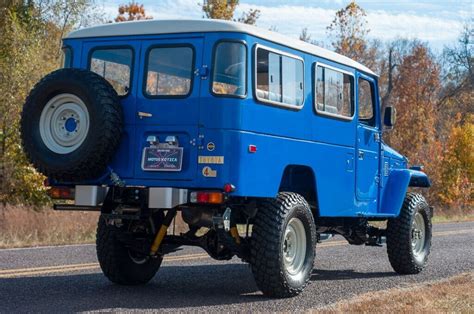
[[255, 47, 304, 107], [315, 65, 354, 119]]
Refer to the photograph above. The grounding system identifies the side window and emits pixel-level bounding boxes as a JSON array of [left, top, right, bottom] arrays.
[[255, 47, 304, 107], [90, 48, 132, 96], [145, 46, 194, 97], [315, 65, 353, 118], [358, 78, 375, 126], [62, 47, 72, 68], [212, 42, 246, 97]]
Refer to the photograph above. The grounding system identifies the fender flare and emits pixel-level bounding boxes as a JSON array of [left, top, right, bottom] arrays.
[[380, 169, 431, 216]]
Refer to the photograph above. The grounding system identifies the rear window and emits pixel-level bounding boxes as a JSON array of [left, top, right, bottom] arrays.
[[212, 41, 247, 97], [62, 47, 72, 68], [315, 64, 354, 119], [255, 47, 304, 108], [145, 46, 194, 97], [89, 48, 132, 96]]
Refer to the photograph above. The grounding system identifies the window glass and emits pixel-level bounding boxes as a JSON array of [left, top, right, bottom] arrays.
[[212, 42, 246, 96], [90, 48, 132, 96], [255, 48, 304, 106], [145, 47, 193, 97], [62, 47, 72, 68], [358, 78, 374, 125], [315, 65, 353, 118]]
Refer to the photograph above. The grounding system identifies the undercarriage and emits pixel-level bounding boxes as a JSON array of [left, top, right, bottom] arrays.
[[75, 187, 388, 263]]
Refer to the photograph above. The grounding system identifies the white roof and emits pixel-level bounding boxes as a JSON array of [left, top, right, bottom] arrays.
[[67, 19, 376, 76]]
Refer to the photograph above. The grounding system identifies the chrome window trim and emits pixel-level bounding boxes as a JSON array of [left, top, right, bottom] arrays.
[[253, 43, 305, 110], [313, 62, 355, 121]]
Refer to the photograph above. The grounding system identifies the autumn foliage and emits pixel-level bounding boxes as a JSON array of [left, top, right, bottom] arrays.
[[115, 2, 151, 22], [439, 115, 474, 209], [201, 0, 260, 25]]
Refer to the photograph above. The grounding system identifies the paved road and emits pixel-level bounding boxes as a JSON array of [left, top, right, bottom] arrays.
[[0, 222, 473, 312]]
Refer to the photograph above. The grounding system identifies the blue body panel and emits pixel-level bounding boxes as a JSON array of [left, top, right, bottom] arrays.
[[380, 169, 430, 216], [62, 31, 429, 218]]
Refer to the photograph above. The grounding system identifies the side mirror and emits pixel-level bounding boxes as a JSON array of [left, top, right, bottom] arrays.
[[384, 106, 396, 129]]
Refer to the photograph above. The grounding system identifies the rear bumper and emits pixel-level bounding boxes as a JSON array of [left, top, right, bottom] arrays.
[[73, 185, 189, 209]]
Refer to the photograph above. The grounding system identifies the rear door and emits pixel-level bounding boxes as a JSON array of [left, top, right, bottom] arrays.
[[82, 41, 139, 178], [135, 37, 204, 181]]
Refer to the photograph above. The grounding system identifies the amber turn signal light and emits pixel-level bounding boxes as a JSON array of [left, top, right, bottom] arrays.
[[48, 186, 75, 200], [190, 191, 224, 204]]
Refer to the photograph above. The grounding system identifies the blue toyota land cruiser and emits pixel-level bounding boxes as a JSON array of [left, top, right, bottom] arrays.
[[20, 19, 433, 297]]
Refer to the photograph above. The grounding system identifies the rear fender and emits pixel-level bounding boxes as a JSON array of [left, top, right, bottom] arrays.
[[380, 169, 431, 216]]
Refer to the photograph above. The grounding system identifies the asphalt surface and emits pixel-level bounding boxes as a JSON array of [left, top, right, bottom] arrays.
[[0, 222, 472, 312]]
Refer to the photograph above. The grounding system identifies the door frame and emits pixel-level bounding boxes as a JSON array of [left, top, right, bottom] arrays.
[[355, 72, 381, 206]]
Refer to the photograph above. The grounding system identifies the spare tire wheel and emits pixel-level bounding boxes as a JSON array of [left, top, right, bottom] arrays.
[[20, 68, 123, 182]]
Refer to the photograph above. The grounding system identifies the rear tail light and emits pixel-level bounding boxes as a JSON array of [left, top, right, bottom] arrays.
[[190, 191, 224, 204], [48, 186, 75, 200]]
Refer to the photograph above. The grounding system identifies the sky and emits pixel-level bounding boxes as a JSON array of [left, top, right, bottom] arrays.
[[100, 0, 471, 52]]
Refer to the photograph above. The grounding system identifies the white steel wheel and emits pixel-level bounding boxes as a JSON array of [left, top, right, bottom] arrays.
[[283, 217, 307, 279], [411, 212, 427, 262], [39, 93, 90, 154]]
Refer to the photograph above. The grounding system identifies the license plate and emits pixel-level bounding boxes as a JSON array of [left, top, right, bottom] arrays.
[[141, 147, 183, 171]]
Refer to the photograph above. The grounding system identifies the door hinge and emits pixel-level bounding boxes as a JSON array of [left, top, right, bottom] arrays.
[[375, 175, 380, 185], [374, 132, 381, 142]]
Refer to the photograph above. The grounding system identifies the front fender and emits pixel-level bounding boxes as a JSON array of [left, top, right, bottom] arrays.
[[380, 169, 430, 216], [408, 169, 431, 187]]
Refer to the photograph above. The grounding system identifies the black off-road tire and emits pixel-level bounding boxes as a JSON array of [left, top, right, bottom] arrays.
[[250, 192, 316, 298], [96, 217, 162, 285], [386, 192, 432, 274], [21, 68, 123, 182]]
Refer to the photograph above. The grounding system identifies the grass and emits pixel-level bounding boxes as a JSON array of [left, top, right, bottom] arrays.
[[319, 272, 474, 313], [432, 212, 474, 223], [0, 204, 189, 249], [0, 204, 98, 249]]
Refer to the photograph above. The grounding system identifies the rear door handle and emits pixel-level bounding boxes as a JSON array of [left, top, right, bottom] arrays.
[[138, 111, 152, 119], [358, 150, 365, 160]]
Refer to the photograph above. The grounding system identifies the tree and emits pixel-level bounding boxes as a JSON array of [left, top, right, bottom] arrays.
[[438, 114, 473, 210], [0, 0, 98, 205], [202, 0, 238, 20], [115, 2, 152, 22], [378, 38, 415, 110], [327, 1, 369, 61], [438, 24, 473, 134], [236, 8, 260, 25], [435, 25, 473, 211], [201, 0, 260, 25], [299, 27, 311, 43], [385, 43, 443, 203]]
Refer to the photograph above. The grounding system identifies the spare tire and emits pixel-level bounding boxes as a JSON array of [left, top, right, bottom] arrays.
[[21, 68, 123, 182]]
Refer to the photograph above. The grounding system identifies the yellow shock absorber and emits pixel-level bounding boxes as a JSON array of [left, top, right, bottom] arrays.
[[230, 226, 241, 245], [150, 208, 177, 255]]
